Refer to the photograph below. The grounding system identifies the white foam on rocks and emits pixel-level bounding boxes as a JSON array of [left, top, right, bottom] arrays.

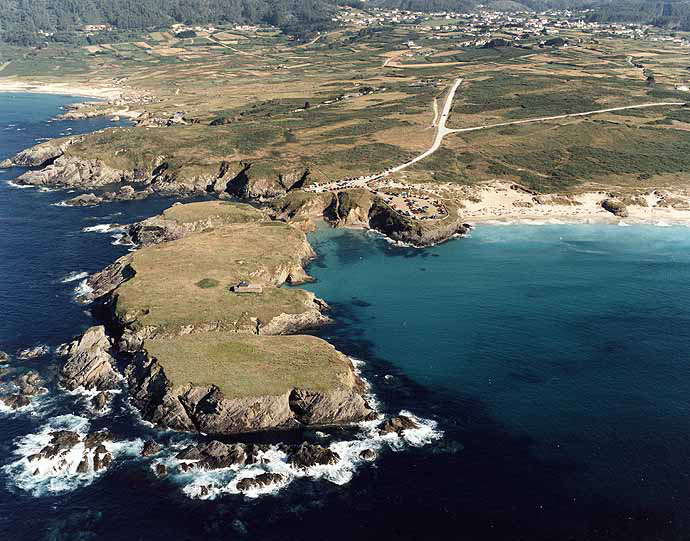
[[61, 271, 89, 283], [3, 414, 143, 497], [160, 357, 443, 501]]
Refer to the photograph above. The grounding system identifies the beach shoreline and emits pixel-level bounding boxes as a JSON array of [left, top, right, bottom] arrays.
[[0, 79, 124, 100]]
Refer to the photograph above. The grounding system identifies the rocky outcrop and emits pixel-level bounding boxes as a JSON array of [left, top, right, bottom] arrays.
[[62, 193, 103, 207], [19, 157, 119, 187], [58, 326, 120, 391], [29, 429, 116, 475], [359, 449, 377, 461], [141, 440, 162, 457], [15, 155, 127, 188], [0, 371, 45, 410], [0, 351, 8, 363], [0, 136, 83, 168], [225, 164, 287, 199], [288, 443, 340, 469], [80, 254, 134, 303], [91, 392, 109, 411], [224, 163, 309, 200], [601, 198, 629, 218], [125, 350, 374, 436], [18, 345, 50, 359], [379, 415, 419, 435], [236, 473, 285, 492]]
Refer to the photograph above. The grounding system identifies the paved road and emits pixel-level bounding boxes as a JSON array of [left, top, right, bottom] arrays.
[[389, 78, 463, 173]]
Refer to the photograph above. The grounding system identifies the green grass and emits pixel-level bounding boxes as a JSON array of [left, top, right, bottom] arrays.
[[145, 333, 356, 398], [195, 278, 220, 288], [162, 201, 264, 225], [115, 217, 315, 335]]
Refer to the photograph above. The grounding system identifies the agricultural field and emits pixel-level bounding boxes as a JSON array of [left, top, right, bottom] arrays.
[[3, 16, 690, 201]]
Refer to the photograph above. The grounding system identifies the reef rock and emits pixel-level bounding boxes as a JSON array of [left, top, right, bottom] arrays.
[[379, 415, 419, 435], [141, 440, 163, 457], [62, 193, 103, 207], [236, 473, 284, 492], [288, 443, 340, 469], [18, 345, 50, 360]]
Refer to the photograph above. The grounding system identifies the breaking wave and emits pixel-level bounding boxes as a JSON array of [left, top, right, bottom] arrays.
[[61, 271, 88, 283], [3, 415, 142, 497]]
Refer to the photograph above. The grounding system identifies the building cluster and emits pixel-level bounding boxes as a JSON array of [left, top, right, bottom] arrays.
[[334, 6, 690, 48]]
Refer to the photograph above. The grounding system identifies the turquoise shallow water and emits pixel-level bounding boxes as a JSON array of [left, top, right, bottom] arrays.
[[303, 224, 690, 513]]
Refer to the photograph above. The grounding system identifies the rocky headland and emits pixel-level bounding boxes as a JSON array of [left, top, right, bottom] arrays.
[[2, 135, 468, 247], [62, 201, 380, 435]]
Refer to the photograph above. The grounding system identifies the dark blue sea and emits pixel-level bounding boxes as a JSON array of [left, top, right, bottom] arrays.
[[2, 93, 690, 540]]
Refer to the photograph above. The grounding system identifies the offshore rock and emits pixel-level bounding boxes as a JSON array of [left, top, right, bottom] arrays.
[[288, 443, 340, 469], [379, 415, 419, 435], [58, 326, 120, 391], [0, 394, 32, 410], [18, 345, 50, 360], [62, 193, 103, 207], [236, 473, 284, 492], [91, 392, 109, 411], [141, 440, 163, 457]]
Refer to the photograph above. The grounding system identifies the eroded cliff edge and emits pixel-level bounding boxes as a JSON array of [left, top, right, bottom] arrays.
[[3, 135, 468, 247], [65, 201, 375, 435]]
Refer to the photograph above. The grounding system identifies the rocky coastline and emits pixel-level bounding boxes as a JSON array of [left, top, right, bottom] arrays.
[[1, 137, 468, 247], [57, 202, 386, 436]]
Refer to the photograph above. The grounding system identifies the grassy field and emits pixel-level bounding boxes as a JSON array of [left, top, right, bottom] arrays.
[[115, 220, 315, 334], [145, 333, 355, 398], [161, 200, 264, 224]]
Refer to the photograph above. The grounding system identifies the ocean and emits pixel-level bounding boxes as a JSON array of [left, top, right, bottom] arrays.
[[1, 93, 690, 540]]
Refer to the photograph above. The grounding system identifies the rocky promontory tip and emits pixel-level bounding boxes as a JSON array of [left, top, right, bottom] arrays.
[[71, 202, 375, 435]]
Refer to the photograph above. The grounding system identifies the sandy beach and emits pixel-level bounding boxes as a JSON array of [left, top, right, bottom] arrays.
[[0, 79, 123, 100], [417, 181, 690, 226]]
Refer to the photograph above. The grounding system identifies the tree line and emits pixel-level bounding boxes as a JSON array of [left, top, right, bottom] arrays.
[[0, 0, 340, 45]]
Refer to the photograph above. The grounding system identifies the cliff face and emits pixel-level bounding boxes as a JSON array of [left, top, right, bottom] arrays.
[[322, 189, 469, 246], [15, 155, 128, 188], [0, 136, 83, 168], [5, 138, 309, 201], [126, 348, 373, 436]]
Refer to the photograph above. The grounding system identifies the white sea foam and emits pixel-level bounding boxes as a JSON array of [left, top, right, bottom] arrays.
[[164, 352, 439, 501], [3, 415, 143, 497], [0, 388, 53, 418], [172, 405, 442, 501], [84, 212, 122, 222], [82, 223, 118, 233], [618, 221, 631, 227], [655, 221, 672, 227], [17, 345, 50, 359], [6, 180, 32, 189], [73, 279, 94, 301], [61, 271, 89, 283]]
